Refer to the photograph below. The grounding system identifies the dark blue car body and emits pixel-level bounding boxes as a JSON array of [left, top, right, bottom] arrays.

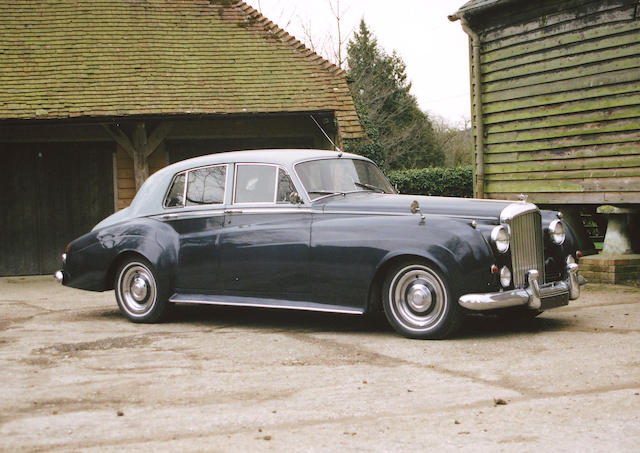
[[58, 149, 584, 339]]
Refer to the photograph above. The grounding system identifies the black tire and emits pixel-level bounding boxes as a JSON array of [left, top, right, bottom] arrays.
[[382, 260, 462, 339], [114, 257, 170, 323]]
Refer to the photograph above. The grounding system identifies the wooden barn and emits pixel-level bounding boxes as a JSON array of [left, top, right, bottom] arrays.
[[0, 0, 363, 276], [450, 0, 640, 281]]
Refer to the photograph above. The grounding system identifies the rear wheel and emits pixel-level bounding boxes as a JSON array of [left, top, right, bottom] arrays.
[[114, 258, 169, 323], [382, 260, 462, 339]]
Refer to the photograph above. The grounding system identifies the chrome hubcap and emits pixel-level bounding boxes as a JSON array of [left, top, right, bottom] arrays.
[[131, 277, 149, 301], [406, 281, 433, 313], [118, 263, 156, 315], [390, 265, 447, 330]]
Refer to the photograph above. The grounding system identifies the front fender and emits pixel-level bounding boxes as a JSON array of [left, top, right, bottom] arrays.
[[371, 216, 496, 300]]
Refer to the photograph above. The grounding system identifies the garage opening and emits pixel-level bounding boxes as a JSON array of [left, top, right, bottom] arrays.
[[0, 142, 114, 276]]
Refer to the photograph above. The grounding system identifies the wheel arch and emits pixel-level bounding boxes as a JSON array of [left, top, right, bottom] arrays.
[[105, 250, 151, 290], [367, 249, 463, 314]]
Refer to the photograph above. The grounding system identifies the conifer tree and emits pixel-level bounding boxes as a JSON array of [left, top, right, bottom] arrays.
[[346, 20, 443, 170]]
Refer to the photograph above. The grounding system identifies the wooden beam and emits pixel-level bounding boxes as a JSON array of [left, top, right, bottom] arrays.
[[102, 124, 136, 158], [144, 121, 173, 158]]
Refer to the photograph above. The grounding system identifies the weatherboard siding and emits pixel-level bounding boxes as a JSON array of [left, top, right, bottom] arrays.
[[470, 0, 640, 204]]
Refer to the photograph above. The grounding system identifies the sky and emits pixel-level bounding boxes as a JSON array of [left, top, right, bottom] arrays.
[[244, 0, 472, 126]]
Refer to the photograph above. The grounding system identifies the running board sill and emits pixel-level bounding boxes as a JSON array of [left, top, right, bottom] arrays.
[[169, 293, 364, 315]]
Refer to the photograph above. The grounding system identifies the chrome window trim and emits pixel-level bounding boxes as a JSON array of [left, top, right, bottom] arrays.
[[150, 208, 227, 221], [232, 163, 299, 206], [162, 163, 228, 210], [162, 170, 187, 209]]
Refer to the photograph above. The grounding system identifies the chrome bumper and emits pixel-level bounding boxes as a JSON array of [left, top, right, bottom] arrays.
[[54, 254, 66, 284], [459, 263, 586, 311]]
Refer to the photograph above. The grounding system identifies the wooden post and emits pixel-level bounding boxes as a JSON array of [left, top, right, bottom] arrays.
[[132, 122, 149, 191], [102, 121, 173, 192]]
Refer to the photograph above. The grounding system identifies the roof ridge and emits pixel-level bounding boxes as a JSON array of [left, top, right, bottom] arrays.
[[233, 0, 346, 77]]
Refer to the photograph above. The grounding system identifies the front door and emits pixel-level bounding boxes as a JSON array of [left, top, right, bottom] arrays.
[[218, 164, 311, 300]]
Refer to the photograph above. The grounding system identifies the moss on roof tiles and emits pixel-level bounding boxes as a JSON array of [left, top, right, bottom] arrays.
[[0, 0, 362, 138]]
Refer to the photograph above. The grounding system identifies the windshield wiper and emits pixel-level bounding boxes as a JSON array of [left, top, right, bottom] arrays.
[[354, 182, 385, 193], [307, 190, 347, 198]]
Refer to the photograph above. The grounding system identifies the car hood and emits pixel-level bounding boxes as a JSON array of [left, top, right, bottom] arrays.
[[316, 193, 515, 221]]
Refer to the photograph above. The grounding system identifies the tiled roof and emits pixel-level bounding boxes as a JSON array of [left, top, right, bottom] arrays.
[[0, 0, 363, 138]]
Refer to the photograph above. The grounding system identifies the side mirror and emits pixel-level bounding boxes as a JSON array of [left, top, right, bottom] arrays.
[[289, 192, 304, 205]]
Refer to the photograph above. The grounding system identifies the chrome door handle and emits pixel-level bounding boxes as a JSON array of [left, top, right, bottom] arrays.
[[224, 209, 243, 214]]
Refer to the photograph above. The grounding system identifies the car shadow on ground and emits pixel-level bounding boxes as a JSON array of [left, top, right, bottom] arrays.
[[85, 304, 575, 339], [101, 304, 574, 339]]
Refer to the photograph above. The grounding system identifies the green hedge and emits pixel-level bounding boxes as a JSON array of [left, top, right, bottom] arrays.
[[387, 166, 473, 198]]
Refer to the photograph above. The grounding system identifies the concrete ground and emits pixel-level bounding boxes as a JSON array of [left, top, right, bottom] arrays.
[[1, 276, 638, 452]]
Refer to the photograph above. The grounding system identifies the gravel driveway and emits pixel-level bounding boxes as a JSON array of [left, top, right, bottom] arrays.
[[1, 276, 639, 452]]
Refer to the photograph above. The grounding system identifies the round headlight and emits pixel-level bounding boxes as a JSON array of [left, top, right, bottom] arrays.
[[549, 220, 566, 245], [491, 225, 510, 253], [500, 266, 512, 288]]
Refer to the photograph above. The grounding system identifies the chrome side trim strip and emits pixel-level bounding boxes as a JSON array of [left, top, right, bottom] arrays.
[[151, 207, 313, 221], [169, 295, 364, 315], [226, 208, 313, 215], [320, 210, 497, 221]]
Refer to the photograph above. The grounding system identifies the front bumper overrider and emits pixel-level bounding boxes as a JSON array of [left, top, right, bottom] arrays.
[[459, 263, 586, 311]]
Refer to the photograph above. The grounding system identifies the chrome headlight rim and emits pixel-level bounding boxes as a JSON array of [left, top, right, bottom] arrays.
[[491, 225, 510, 254], [549, 219, 566, 245], [499, 266, 512, 288]]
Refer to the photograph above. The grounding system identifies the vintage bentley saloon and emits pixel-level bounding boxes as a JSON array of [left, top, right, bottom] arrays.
[[56, 149, 585, 339]]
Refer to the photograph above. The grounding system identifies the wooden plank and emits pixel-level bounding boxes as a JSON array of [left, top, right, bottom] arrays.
[[483, 27, 640, 75], [484, 143, 639, 165], [485, 130, 640, 154], [117, 178, 136, 190], [485, 154, 640, 174], [483, 67, 640, 104], [484, 81, 640, 115], [485, 191, 640, 204], [118, 188, 136, 199], [485, 117, 640, 145], [118, 199, 133, 209], [485, 176, 640, 194], [484, 92, 640, 124], [482, 41, 640, 82], [485, 167, 640, 181], [481, 2, 632, 48], [485, 105, 640, 134], [481, 55, 640, 93], [483, 18, 640, 64]]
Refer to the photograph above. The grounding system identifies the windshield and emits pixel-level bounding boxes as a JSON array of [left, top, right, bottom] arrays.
[[295, 158, 395, 200]]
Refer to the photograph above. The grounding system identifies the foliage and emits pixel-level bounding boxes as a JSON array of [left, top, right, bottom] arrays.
[[431, 116, 474, 167], [346, 20, 444, 171], [387, 166, 473, 198]]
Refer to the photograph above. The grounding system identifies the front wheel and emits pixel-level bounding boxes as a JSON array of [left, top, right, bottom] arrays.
[[382, 261, 462, 339], [114, 258, 169, 323]]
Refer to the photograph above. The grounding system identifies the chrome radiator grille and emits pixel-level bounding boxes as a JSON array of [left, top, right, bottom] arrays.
[[505, 208, 545, 287]]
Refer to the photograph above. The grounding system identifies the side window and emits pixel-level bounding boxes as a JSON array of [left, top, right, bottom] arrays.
[[277, 169, 297, 203], [164, 172, 186, 208], [186, 165, 226, 206], [234, 164, 277, 203]]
